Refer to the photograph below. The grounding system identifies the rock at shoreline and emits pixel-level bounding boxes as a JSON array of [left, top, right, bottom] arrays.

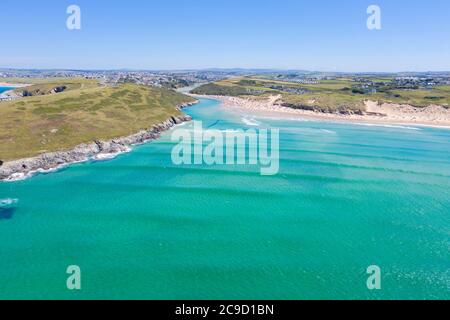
[[0, 115, 192, 181]]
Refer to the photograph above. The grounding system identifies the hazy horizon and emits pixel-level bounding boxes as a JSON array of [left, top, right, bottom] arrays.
[[1, 67, 450, 74]]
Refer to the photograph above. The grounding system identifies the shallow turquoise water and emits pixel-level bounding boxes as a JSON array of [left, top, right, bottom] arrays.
[[0, 86, 14, 94], [0, 98, 449, 299]]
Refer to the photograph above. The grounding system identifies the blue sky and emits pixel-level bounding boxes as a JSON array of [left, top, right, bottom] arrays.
[[1, 0, 449, 71]]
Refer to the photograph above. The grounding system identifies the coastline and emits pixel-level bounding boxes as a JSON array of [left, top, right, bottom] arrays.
[[0, 83, 30, 100], [201, 94, 450, 129], [0, 101, 197, 182]]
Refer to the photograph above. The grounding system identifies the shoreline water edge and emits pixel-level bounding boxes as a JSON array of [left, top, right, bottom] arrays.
[[195, 94, 450, 129], [0, 83, 30, 88], [0, 101, 197, 182]]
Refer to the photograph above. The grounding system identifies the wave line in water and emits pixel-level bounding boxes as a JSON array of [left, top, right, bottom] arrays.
[[241, 117, 261, 126]]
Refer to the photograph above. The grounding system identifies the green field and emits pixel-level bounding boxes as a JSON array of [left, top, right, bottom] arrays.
[[2, 77, 97, 85], [192, 76, 450, 112], [11, 78, 100, 96], [0, 79, 195, 161]]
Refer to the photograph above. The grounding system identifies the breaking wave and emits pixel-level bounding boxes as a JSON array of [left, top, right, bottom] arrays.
[[241, 117, 261, 126]]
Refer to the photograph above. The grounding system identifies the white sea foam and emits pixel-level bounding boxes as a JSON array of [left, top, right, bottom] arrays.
[[93, 153, 118, 161], [321, 129, 336, 134], [3, 163, 79, 182], [3, 149, 132, 182], [282, 127, 336, 135], [241, 117, 261, 126], [222, 129, 242, 133], [0, 198, 19, 207], [353, 123, 421, 131], [4, 172, 29, 182], [93, 148, 131, 161], [257, 116, 311, 122]]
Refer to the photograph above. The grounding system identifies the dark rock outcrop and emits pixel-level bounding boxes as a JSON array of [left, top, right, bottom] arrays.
[[51, 86, 67, 94], [177, 100, 199, 111]]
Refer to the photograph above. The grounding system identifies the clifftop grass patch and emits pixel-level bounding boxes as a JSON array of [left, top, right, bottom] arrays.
[[12, 78, 99, 97]]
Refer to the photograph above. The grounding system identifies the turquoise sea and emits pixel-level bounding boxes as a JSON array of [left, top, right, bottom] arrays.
[[0, 86, 14, 94], [0, 98, 449, 299]]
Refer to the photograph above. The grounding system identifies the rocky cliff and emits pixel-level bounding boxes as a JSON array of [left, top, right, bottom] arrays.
[[0, 114, 192, 181]]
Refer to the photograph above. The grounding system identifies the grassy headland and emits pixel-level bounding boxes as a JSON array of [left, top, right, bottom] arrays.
[[11, 78, 99, 96], [0, 79, 195, 161]]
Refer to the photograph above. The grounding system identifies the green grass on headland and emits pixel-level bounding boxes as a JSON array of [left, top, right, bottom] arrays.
[[11, 78, 100, 96], [0, 79, 195, 161], [1, 77, 97, 85]]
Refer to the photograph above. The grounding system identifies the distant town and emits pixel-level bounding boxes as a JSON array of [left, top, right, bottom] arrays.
[[1, 68, 450, 102], [1, 68, 450, 87]]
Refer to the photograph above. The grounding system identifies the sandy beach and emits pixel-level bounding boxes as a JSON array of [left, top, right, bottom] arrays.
[[205, 94, 450, 128], [0, 82, 30, 88]]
